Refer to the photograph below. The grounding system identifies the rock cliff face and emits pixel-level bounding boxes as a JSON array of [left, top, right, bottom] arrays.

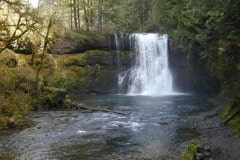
[[53, 33, 220, 94], [49, 32, 131, 54], [49, 31, 110, 54], [168, 47, 220, 93], [46, 50, 133, 94]]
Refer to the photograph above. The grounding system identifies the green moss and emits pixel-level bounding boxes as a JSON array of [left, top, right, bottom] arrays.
[[44, 69, 76, 90], [0, 51, 36, 129], [63, 94, 72, 108], [0, 49, 29, 67], [119, 51, 134, 65], [40, 86, 67, 107], [55, 50, 125, 94], [0, 92, 33, 129], [222, 94, 240, 137], [181, 140, 197, 160], [0, 49, 18, 67], [32, 54, 56, 69], [70, 51, 115, 66]]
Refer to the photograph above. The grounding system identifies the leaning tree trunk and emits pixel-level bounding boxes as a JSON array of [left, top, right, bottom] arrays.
[[35, 14, 54, 97]]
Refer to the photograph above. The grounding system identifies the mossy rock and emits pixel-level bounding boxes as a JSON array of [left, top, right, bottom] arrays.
[[119, 51, 134, 66], [0, 49, 29, 68], [0, 91, 33, 129], [50, 30, 109, 54], [0, 50, 37, 130], [68, 65, 117, 94], [43, 68, 77, 90], [181, 140, 198, 160], [222, 94, 240, 137], [63, 94, 72, 108], [54, 50, 134, 94], [40, 86, 67, 107], [62, 50, 117, 67], [32, 54, 57, 69], [0, 66, 36, 97]]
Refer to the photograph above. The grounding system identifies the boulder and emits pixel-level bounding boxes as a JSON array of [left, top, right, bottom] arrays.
[[7, 118, 17, 128]]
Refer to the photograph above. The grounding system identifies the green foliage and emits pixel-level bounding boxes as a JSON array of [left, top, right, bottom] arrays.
[[0, 49, 101, 117], [151, 0, 239, 96], [0, 0, 39, 53], [0, 92, 32, 117], [113, 0, 153, 32]]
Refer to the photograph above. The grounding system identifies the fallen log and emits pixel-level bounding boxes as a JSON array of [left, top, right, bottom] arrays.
[[224, 108, 240, 125], [72, 102, 127, 116]]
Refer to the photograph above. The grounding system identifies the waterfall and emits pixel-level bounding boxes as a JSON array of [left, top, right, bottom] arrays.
[[118, 33, 174, 96], [114, 34, 121, 70], [114, 34, 121, 93]]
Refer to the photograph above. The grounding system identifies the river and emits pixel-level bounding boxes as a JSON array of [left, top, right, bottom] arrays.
[[1, 94, 240, 160]]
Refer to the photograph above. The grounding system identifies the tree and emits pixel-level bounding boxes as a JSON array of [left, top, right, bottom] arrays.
[[0, 0, 38, 53], [35, 14, 55, 97], [97, 0, 103, 32], [151, 0, 240, 90]]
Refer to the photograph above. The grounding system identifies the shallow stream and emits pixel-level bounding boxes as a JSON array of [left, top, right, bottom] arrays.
[[1, 94, 240, 160]]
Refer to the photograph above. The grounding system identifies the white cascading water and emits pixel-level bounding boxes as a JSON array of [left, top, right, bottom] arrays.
[[118, 33, 174, 96]]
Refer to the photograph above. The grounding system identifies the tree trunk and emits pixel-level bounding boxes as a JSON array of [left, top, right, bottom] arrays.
[[83, 0, 89, 31], [97, 0, 103, 32], [73, 0, 78, 29], [77, 0, 81, 30], [70, 0, 73, 29], [35, 15, 54, 97], [89, 0, 94, 28], [72, 102, 127, 116]]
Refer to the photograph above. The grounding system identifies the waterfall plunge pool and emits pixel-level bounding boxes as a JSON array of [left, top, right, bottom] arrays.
[[1, 94, 239, 160]]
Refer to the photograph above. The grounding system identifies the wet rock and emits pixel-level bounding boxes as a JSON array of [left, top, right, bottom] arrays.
[[204, 146, 211, 151], [7, 118, 17, 128], [197, 145, 204, 153], [158, 122, 169, 125], [196, 153, 205, 160], [204, 151, 210, 157], [195, 145, 211, 159]]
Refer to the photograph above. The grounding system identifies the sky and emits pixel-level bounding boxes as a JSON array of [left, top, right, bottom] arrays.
[[28, 0, 39, 8]]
